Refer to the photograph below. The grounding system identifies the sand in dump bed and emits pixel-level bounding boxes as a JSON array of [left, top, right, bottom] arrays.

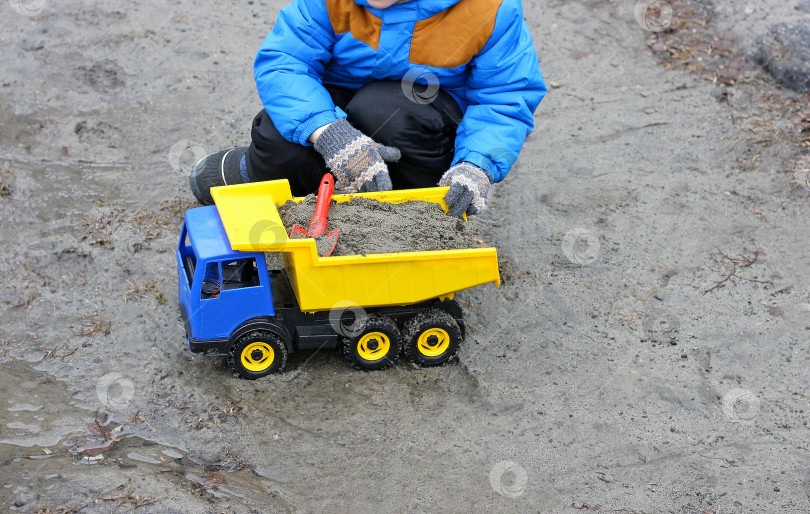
[[278, 195, 484, 256]]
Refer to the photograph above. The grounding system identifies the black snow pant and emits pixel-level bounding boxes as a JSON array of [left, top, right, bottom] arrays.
[[245, 81, 463, 197]]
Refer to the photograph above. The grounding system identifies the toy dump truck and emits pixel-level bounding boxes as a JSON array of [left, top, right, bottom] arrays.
[[177, 179, 500, 379]]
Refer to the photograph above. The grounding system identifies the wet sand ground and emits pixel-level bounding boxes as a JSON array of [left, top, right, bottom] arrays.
[[1, 0, 809, 512]]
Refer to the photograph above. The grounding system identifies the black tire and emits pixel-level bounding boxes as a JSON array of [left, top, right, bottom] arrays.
[[402, 309, 462, 367], [341, 315, 401, 371], [228, 330, 287, 379]]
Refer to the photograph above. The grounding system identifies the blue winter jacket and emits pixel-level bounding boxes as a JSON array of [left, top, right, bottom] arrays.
[[254, 0, 546, 182]]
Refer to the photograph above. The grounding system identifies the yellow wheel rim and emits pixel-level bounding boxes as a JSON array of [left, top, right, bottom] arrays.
[[357, 332, 390, 361], [417, 328, 450, 357], [241, 341, 274, 372]]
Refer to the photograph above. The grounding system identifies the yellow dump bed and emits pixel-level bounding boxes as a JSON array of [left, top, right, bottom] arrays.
[[211, 180, 500, 312]]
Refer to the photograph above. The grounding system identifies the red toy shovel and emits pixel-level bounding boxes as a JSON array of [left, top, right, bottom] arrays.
[[289, 173, 340, 256]]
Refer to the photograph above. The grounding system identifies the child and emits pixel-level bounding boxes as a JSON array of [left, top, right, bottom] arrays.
[[189, 0, 546, 217]]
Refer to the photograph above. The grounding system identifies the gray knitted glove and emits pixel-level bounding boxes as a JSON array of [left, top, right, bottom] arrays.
[[313, 119, 400, 193], [439, 162, 494, 218]]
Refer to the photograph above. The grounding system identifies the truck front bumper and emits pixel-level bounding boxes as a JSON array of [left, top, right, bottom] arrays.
[[188, 337, 230, 355]]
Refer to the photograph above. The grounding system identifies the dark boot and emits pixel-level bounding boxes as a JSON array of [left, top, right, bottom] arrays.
[[189, 146, 248, 205]]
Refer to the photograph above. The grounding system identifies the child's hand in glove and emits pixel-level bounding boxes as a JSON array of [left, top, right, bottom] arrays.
[[313, 119, 400, 193], [439, 162, 493, 218]]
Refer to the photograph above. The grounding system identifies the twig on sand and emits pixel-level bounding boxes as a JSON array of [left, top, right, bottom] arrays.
[[702, 246, 771, 294], [100, 482, 159, 509]]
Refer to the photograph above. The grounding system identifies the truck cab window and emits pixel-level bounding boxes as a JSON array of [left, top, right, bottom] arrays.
[[179, 226, 196, 286], [222, 258, 260, 290], [201, 262, 221, 299]]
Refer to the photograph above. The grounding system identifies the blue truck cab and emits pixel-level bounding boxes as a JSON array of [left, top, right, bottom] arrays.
[[178, 206, 273, 343], [177, 205, 466, 379]]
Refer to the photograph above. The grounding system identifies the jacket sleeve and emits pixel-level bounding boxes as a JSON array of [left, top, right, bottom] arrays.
[[452, 0, 547, 182], [254, 0, 345, 146]]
